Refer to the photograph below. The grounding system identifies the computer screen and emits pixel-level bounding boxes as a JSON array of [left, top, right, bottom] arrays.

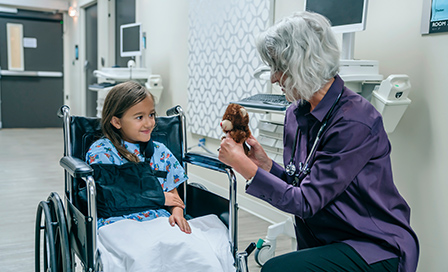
[[305, 0, 368, 34], [120, 23, 142, 57]]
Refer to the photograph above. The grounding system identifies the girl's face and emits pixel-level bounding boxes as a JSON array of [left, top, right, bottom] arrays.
[[110, 95, 156, 143]]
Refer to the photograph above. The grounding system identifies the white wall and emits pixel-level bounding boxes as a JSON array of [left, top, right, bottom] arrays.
[[7, 0, 445, 270], [136, 0, 189, 115], [355, 1, 448, 271]]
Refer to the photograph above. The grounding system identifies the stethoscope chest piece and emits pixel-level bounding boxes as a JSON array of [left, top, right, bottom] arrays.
[[286, 162, 296, 176]]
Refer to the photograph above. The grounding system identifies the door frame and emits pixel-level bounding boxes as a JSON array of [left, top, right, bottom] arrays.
[[78, 0, 96, 116], [73, 0, 115, 116]]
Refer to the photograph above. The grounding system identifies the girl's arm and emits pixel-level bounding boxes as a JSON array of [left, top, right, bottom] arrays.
[[164, 188, 185, 209], [165, 188, 191, 234]]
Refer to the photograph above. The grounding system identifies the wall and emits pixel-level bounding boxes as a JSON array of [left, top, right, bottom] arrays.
[[355, 1, 448, 270], [136, 0, 189, 115]]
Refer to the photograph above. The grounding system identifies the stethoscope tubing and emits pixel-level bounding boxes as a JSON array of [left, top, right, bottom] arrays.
[[287, 89, 344, 185]]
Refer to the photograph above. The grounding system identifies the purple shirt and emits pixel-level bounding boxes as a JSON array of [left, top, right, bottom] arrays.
[[246, 75, 419, 271]]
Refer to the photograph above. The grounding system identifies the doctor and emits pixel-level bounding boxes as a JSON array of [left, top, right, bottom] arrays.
[[218, 11, 419, 272]]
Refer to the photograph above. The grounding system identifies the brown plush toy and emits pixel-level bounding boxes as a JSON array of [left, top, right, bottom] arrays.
[[220, 103, 252, 155]]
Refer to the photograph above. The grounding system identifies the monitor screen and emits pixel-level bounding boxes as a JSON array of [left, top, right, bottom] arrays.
[[305, 0, 368, 33], [120, 23, 142, 57]]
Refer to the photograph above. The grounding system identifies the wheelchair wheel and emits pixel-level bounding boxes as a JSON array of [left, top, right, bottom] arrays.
[[35, 192, 71, 272]]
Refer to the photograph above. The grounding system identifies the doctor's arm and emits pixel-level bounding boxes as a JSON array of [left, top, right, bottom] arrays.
[[247, 120, 378, 218]]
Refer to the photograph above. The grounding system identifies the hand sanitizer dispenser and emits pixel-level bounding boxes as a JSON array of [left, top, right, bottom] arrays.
[[371, 75, 412, 133], [376, 74, 411, 100]]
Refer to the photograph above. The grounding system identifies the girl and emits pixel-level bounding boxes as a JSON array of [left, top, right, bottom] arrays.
[[86, 81, 191, 233]]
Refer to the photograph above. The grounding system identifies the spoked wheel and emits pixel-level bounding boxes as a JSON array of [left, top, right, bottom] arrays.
[[35, 192, 71, 272]]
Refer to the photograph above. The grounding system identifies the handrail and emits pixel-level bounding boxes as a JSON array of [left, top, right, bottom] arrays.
[[0, 70, 63, 77]]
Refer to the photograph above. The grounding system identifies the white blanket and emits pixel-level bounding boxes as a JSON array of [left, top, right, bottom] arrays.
[[97, 214, 236, 272]]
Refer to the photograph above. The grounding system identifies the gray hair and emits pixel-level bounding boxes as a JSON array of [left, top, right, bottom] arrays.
[[256, 11, 340, 102]]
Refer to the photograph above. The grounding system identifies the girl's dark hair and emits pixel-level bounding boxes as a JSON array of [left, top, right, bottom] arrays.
[[101, 81, 155, 162]]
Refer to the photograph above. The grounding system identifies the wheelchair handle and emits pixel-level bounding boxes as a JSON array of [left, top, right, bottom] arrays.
[[58, 105, 70, 118], [166, 105, 183, 116]]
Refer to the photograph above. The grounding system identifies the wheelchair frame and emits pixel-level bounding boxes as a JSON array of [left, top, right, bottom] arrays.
[[35, 105, 254, 272]]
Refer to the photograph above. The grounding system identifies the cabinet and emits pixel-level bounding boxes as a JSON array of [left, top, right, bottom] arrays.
[[257, 119, 285, 166]]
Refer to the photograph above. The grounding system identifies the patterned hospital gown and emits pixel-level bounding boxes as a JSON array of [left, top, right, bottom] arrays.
[[86, 138, 188, 228]]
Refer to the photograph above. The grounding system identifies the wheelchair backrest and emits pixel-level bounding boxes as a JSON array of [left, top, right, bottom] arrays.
[[69, 116, 102, 161], [68, 115, 184, 165]]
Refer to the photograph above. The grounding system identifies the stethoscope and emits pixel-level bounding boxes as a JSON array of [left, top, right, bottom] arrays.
[[286, 89, 343, 186]]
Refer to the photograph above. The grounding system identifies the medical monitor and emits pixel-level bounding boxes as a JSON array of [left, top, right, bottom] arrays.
[[120, 22, 142, 58], [305, 0, 368, 34]]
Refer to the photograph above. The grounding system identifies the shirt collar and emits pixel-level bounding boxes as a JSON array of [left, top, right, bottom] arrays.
[[310, 75, 344, 122]]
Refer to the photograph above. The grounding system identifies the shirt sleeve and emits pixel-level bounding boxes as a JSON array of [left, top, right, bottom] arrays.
[[247, 119, 382, 219], [151, 142, 188, 192], [86, 139, 121, 165]]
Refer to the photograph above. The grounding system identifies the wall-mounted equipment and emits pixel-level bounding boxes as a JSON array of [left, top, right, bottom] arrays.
[[305, 0, 369, 60], [371, 75, 412, 133], [120, 22, 142, 58]]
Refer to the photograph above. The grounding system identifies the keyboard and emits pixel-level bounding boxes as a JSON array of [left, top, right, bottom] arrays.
[[234, 94, 291, 111], [89, 82, 118, 89]]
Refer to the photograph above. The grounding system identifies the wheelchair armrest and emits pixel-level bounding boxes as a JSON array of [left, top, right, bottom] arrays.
[[60, 156, 94, 178], [183, 152, 230, 173]]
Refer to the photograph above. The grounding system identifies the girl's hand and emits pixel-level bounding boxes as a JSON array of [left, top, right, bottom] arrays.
[[169, 206, 191, 234], [246, 135, 272, 172], [164, 188, 185, 209]]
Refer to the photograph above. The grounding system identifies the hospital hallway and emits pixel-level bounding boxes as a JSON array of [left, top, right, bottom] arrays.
[[0, 128, 292, 271]]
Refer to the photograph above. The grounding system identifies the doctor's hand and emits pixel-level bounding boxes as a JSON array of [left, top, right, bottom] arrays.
[[246, 135, 272, 172], [169, 206, 191, 234], [218, 134, 258, 180], [218, 134, 245, 167]]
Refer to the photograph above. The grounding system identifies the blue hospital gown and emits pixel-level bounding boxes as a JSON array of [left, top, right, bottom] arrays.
[[86, 138, 188, 228]]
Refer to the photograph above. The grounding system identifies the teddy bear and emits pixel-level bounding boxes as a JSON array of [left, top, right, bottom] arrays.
[[220, 103, 252, 155]]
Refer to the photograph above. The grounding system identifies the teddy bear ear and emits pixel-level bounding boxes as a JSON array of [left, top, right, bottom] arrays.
[[239, 107, 247, 117], [221, 119, 233, 131]]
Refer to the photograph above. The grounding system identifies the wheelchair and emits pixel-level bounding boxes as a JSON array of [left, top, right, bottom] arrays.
[[35, 105, 255, 272]]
